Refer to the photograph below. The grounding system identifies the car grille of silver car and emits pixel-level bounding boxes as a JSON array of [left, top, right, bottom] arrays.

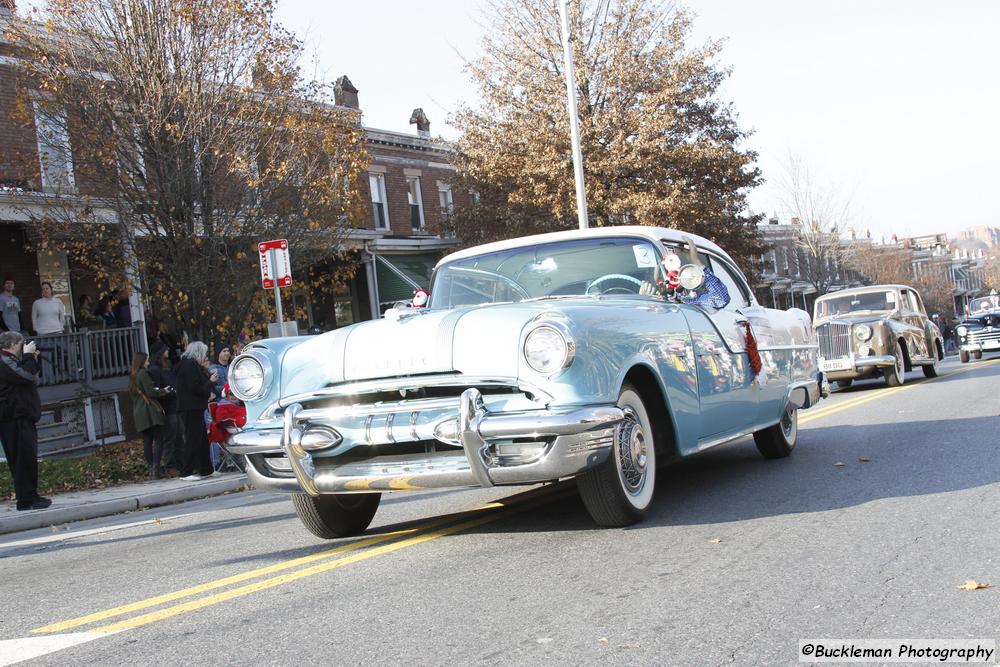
[[816, 322, 852, 358]]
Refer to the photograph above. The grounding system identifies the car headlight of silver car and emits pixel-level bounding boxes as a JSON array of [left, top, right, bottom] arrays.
[[854, 324, 873, 342], [523, 323, 575, 375], [229, 352, 272, 401]]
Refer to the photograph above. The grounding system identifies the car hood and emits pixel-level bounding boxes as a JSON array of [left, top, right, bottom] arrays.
[[277, 299, 613, 396], [960, 312, 1000, 328], [814, 313, 893, 327]]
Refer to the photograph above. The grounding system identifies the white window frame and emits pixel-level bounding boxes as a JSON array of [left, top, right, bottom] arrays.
[[406, 175, 425, 230], [369, 172, 390, 230], [437, 183, 454, 216], [33, 101, 76, 193]]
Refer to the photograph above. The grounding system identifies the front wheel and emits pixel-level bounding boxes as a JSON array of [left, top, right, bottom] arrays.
[[577, 384, 656, 527], [836, 379, 853, 389], [973, 350, 983, 360], [922, 357, 939, 378], [960, 349, 970, 364], [753, 403, 797, 459], [291, 492, 381, 539], [884, 341, 906, 387]]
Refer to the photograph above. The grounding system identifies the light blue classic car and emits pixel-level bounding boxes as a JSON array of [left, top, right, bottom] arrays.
[[226, 227, 826, 538]]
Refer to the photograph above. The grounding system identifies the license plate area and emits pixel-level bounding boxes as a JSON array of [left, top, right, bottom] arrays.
[[820, 358, 853, 372]]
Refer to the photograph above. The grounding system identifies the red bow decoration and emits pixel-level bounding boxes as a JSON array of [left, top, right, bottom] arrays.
[[742, 320, 763, 378]]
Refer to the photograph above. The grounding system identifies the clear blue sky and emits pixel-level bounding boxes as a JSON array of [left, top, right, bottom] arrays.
[[276, 0, 1000, 241]]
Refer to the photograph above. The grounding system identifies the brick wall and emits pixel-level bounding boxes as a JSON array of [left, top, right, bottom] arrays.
[[0, 60, 42, 189], [364, 143, 467, 236]]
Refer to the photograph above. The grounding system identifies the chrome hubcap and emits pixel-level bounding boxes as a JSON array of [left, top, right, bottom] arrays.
[[617, 417, 647, 493], [780, 407, 796, 438]]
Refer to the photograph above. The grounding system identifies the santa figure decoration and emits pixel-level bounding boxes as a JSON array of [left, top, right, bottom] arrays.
[[412, 289, 430, 308]]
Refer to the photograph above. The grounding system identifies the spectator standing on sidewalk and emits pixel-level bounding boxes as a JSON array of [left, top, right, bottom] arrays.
[[175, 341, 217, 481], [128, 351, 170, 480], [208, 343, 231, 399], [0, 276, 23, 333], [31, 282, 66, 336], [0, 331, 51, 510], [148, 342, 180, 471]]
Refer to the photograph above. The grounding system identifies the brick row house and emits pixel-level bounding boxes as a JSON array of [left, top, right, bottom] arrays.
[[0, 2, 465, 453]]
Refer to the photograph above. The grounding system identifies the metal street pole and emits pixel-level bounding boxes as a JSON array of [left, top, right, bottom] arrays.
[[270, 248, 284, 325], [558, 0, 589, 230]]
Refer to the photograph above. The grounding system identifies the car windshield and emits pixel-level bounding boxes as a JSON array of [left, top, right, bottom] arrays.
[[969, 295, 1000, 313], [430, 237, 662, 309], [815, 290, 898, 319]]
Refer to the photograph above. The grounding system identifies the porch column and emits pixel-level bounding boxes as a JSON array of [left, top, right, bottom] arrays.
[[122, 238, 148, 353]]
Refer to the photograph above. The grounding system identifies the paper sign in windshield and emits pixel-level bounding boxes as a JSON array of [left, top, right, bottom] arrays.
[[633, 244, 657, 268]]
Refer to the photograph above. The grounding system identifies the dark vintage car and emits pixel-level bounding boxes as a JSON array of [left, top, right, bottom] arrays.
[[956, 293, 1000, 363], [812, 284, 944, 388]]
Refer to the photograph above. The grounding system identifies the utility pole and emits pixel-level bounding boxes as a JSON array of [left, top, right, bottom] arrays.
[[558, 0, 589, 230]]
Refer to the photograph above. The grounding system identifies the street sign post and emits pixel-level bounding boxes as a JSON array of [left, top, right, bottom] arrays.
[[258, 239, 292, 333]]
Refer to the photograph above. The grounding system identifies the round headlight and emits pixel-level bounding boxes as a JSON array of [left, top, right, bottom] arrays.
[[854, 324, 873, 341], [956, 326, 968, 337], [230, 354, 266, 400], [858, 343, 872, 357], [523, 325, 573, 375]]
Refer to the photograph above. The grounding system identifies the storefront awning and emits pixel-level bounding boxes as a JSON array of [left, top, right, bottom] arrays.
[[374, 253, 438, 305]]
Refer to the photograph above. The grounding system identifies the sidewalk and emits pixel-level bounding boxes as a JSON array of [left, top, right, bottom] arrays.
[[0, 473, 249, 535]]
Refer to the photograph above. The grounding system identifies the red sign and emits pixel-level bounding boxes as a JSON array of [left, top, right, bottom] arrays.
[[258, 239, 291, 289]]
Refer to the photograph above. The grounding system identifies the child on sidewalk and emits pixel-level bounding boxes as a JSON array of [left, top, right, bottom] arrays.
[[208, 384, 246, 471]]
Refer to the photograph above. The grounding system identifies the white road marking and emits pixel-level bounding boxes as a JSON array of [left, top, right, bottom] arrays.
[[0, 513, 199, 552], [0, 632, 108, 666]]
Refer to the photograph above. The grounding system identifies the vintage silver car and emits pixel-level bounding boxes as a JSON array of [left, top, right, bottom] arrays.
[[956, 293, 1000, 363], [226, 227, 826, 538], [813, 284, 944, 388]]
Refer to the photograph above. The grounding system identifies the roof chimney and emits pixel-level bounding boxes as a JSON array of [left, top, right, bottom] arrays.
[[409, 108, 430, 138], [0, 0, 14, 17], [334, 76, 359, 110]]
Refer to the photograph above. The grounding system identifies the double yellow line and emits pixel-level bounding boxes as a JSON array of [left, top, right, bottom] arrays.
[[33, 484, 571, 636], [800, 357, 999, 425]]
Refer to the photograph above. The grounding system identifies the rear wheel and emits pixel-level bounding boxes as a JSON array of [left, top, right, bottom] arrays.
[[922, 356, 939, 378], [291, 492, 381, 539], [836, 379, 853, 389], [960, 349, 970, 364], [884, 341, 906, 387], [753, 403, 797, 459], [577, 384, 656, 527]]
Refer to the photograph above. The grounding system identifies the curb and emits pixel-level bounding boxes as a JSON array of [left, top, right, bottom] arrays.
[[0, 475, 249, 535]]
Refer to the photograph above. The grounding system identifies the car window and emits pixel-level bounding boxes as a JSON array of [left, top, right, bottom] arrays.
[[707, 256, 750, 311], [908, 291, 924, 315]]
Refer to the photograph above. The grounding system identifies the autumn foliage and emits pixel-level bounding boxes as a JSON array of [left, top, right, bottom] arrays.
[[6, 0, 368, 341], [450, 0, 763, 267]]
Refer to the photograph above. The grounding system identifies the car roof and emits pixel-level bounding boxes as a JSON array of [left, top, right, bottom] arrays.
[[816, 284, 914, 301], [436, 226, 738, 269]]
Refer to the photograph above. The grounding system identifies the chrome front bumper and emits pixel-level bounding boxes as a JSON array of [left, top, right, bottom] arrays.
[[229, 388, 623, 495], [821, 354, 895, 375], [961, 340, 1000, 352]]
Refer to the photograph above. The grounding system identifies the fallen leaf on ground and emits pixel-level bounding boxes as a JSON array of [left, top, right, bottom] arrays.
[[834, 462, 846, 467], [708, 538, 721, 544], [858, 457, 870, 462], [598, 638, 609, 644], [621, 642, 640, 649], [958, 580, 990, 591], [153, 518, 162, 525]]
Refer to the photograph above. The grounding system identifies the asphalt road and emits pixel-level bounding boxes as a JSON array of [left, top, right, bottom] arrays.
[[2, 356, 999, 666]]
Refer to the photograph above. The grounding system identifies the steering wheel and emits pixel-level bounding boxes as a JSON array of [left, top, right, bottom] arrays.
[[586, 273, 644, 295]]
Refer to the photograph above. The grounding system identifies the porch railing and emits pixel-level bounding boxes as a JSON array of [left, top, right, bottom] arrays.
[[33, 326, 142, 387]]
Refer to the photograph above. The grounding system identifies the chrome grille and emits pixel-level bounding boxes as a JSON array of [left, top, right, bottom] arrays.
[[968, 328, 1000, 344], [816, 322, 851, 359]]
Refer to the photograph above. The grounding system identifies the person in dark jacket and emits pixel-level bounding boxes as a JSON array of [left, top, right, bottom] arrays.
[[0, 331, 51, 510], [112, 288, 132, 328], [174, 341, 217, 480], [129, 351, 171, 480], [156, 321, 182, 366], [148, 342, 180, 470]]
